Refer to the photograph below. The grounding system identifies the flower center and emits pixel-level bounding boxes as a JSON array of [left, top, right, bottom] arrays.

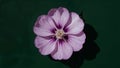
[[55, 29, 65, 39]]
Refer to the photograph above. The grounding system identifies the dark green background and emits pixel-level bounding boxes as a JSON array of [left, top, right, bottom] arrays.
[[0, 0, 120, 68]]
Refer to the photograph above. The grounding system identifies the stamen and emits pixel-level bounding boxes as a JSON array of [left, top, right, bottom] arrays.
[[55, 29, 65, 39]]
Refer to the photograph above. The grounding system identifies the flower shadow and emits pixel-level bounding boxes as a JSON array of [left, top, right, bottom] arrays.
[[49, 13, 100, 68]]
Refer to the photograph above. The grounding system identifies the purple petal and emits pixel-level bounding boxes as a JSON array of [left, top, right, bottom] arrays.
[[33, 15, 56, 36], [48, 7, 70, 28], [39, 41, 57, 55], [35, 36, 57, 55], [49, 9, 61, 26], [66, 12, 84, 34], [51, 43, 63, 60], [48, 8, 57, 16], [62, 42, 73, 60], [51, 41, 73, 60], [34, 36, 50, 48], [67, 32, 86, 51], [58, 7, 70, 28]]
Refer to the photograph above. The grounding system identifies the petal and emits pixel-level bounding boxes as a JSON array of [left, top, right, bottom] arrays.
[[66, 12, 84, 34], [34, 36, 50, 48], [62, 42, 73, 60], [48, 7, 70, 28], [33, 15, 56, 36], [51, 43, 63, 60], [67, 32, 86, 51], [51, 41, 73, 60], [48, 8, 57, 16], [48, 9, 60, 25], [35, 36, 57, 55], [58, 7, 70, 28], [39, 40, 57, 55]]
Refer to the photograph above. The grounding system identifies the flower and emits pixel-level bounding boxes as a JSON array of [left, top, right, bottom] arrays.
[[33, 7, 86, 60]]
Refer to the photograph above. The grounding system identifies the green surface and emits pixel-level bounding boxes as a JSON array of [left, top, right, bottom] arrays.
[[0, 0, 120, 68]]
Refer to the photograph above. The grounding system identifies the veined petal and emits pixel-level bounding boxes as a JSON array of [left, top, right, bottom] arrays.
[[33, 15, 56, 36], [51, 42, 63, 60], [35, 36, 57, 55], [49, 9, 61, 26], [34, 36, 50, 48], [48, 8, 57, 16], [48, 7, 70, 28], [68, 32, 86, 51], [62, 42, 73, 60], [39, 40, 57, 55], [51, 41, 73, 60], [66, 12, 84, 34], [58, 7, 70, 28]]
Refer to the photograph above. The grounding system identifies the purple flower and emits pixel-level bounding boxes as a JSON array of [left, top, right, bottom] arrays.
[[33, 7, 86, 60]]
